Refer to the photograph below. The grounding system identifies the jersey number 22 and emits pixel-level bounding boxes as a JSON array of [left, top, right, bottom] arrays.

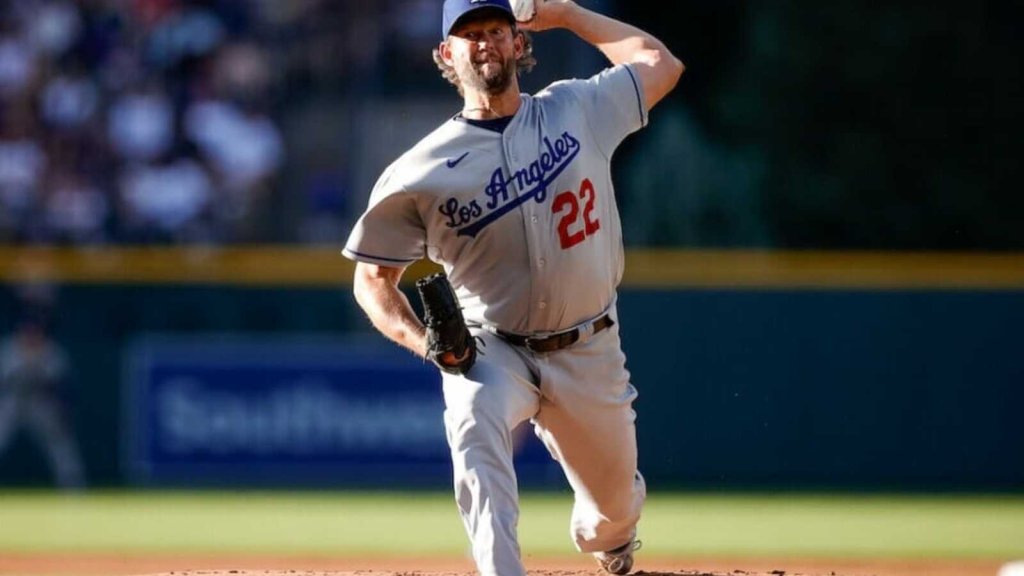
[[553, 178, 601, 250]]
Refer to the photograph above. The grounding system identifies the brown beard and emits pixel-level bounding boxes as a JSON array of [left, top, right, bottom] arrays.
[[458, 51, 516, 95]]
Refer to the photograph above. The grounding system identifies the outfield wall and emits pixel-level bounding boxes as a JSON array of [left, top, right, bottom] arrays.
[[0, 249, 1021, 490]]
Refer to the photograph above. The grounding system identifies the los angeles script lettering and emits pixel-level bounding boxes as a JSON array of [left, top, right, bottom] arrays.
[[438, 197, 482, 227], [439, 131, 580, 229]]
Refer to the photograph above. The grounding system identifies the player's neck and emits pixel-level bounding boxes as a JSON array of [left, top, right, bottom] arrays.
[[461, 88, 521, 120]]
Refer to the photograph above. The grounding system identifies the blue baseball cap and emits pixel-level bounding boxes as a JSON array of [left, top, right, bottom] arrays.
[[442, 0, 516, 39]]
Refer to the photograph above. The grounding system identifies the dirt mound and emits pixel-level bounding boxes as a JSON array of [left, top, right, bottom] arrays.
[[141, 571, 831, 576], [1, 552, 1002, 576]]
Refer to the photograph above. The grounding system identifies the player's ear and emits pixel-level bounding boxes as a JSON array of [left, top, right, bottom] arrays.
[[513, 27, 524, 59], [439, 40, 455, 67]]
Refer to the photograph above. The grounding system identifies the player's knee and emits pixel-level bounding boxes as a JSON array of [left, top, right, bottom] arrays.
[[592, 469, 644, 517]]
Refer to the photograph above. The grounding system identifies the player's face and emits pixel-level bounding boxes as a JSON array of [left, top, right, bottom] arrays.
[[444, 16, 522, 95]]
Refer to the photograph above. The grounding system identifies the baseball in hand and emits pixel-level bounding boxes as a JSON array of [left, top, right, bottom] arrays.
[[509, 0, 535, 22]]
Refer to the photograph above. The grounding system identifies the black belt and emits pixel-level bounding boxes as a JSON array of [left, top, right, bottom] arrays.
[[496, 315, 614, 353]]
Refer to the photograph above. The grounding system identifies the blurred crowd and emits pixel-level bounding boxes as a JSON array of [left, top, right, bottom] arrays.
[[0, 0, 296, 244], [0, 0, 459, 246]]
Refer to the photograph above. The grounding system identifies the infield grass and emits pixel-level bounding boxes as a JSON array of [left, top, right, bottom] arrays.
[[0, 490, 1022, 559]]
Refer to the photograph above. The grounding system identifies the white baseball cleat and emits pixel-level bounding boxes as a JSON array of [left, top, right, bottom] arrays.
[[1000, 561, 1024, 576], [594, 540, 642, 575]]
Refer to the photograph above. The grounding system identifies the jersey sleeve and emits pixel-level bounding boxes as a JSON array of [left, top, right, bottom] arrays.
[[342, 162, 426, 266], [561, 63, 648, 159]]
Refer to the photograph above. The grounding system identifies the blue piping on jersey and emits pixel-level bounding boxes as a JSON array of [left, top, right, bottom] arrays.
[[343, 249, 417, 264], [624, 65, 645, 126], [456, 143, 582, 238]]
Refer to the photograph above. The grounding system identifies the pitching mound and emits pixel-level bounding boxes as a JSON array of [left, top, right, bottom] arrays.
[[2, 552, 1001, 576], [141, 571, 835, 576]]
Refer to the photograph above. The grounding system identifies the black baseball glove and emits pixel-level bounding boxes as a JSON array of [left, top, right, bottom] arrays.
[[415, 272, 477, 375]]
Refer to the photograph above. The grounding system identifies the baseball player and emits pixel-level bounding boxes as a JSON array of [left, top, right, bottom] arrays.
[[0, 305, 85, 490], [343, 1, 682, 574]]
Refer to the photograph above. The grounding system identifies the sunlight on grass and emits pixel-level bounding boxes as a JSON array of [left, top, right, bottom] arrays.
[[2, 491, 1022, 559]]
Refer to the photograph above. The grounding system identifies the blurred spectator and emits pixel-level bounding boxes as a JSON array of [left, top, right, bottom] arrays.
[[106, 81, 175, 163], [21, 0, 83, 59], [145, 1, 226, 71], [42, 167, 109, 245], [209, 40, 273, 100], [117, 145, 213, 243], [0, 112, 47, 241], [39, 66, 100, 133], [184, 95, 282, 240], [0, 30, 38, 101], [0, 285, 86, 490]]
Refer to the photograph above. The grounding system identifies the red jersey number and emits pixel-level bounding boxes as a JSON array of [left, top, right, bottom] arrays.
[[553, 178, 601, 250]]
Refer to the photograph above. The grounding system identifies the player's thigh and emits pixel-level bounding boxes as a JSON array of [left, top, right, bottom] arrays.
[[534, 327, 639, 502], [442, 331, 541, 434]]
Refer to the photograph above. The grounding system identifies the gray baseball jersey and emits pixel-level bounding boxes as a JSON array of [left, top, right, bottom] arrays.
[[346, 63, 650, 576], [344, 64, 647, 334]]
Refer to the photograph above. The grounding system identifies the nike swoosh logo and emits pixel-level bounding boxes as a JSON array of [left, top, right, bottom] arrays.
[[446, 152, 470, 168]]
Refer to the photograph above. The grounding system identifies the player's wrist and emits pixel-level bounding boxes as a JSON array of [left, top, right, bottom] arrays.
[[552, 1, 585, 29]]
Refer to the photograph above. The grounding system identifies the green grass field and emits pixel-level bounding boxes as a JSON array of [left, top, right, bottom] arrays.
[[1, 490, 1022, 559]]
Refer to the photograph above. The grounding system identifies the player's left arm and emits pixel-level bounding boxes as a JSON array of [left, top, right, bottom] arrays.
[[521, 1, 684, 110], [353, 262, 429, 359]]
